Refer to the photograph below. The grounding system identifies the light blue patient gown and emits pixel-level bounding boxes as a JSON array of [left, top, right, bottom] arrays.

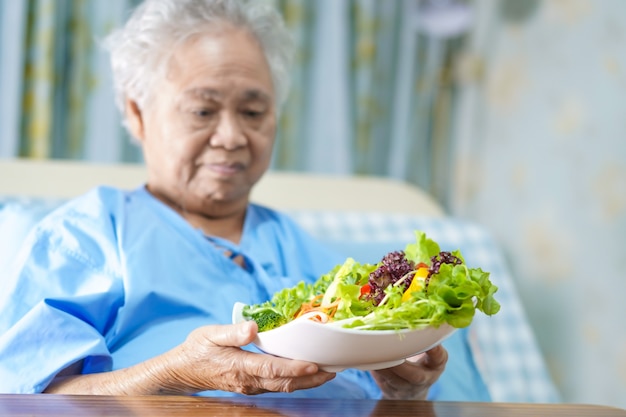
[[0, 187, 380, 398], [0, 186, 489, 400]]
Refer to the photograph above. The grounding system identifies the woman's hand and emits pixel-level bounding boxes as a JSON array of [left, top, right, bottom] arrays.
[[156, 321, 336, 395], [370, 345, 448, 400], [45, 321, 335, 395]]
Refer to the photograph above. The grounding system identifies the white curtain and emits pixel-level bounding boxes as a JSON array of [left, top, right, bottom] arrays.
[[0, 1, 27, 158], [305, 0, 353, 175]]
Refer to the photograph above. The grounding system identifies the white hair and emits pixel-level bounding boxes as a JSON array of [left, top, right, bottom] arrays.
[[102, 0, 294, 126]]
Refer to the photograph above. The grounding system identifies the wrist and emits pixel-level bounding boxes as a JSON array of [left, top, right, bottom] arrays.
[[134, 347, 197, 395]]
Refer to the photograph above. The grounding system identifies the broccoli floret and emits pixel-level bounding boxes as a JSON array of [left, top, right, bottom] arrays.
[[244, 306, 288, 332]]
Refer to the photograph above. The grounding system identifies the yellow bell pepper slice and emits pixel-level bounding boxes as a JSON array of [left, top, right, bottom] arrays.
[[401, 267, 429, 302]]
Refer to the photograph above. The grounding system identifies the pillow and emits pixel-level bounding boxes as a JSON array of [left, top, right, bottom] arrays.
[[319, 239, 491, 401]]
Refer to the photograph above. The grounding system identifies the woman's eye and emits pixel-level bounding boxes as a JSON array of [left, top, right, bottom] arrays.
[[193, 109, 214, 118], [242, 109, 264, 119]]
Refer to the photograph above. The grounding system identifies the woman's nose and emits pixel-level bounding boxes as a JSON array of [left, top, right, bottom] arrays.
[[209, 112, 246, 150]]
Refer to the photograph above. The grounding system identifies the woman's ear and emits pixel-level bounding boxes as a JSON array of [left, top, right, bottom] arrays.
[[125, 98, 145, 142]]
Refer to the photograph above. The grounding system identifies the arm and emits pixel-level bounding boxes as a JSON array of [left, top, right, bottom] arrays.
[[45, 321, 335, 395]]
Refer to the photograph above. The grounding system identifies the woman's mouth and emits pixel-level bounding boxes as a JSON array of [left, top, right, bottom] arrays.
[[205, 162, 245, 176]]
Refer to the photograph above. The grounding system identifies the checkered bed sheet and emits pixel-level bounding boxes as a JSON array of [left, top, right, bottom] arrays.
[[287, 210, 561, 403]]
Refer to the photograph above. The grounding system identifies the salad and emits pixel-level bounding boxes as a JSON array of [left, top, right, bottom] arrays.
[[243, 231, 500, 332]]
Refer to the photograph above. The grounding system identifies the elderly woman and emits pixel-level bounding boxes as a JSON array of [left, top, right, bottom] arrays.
[[0, 0, 450, 398]]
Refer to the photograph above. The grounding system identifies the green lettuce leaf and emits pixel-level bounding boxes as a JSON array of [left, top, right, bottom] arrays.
[[404, 230, 440, 265]]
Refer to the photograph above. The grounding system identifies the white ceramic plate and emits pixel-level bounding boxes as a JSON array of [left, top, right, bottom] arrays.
[[232, 302, 456, 372]]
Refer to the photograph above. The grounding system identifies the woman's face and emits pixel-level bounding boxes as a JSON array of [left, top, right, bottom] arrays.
[[128, 26, 276, 217]]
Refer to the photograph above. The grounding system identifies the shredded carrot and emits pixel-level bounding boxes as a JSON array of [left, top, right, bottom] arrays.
[[295, 295, 341, 321]]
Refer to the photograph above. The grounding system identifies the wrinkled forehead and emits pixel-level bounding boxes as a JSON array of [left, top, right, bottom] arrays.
[[160, 25, 273, 93], [181, 87, 272, 105]]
